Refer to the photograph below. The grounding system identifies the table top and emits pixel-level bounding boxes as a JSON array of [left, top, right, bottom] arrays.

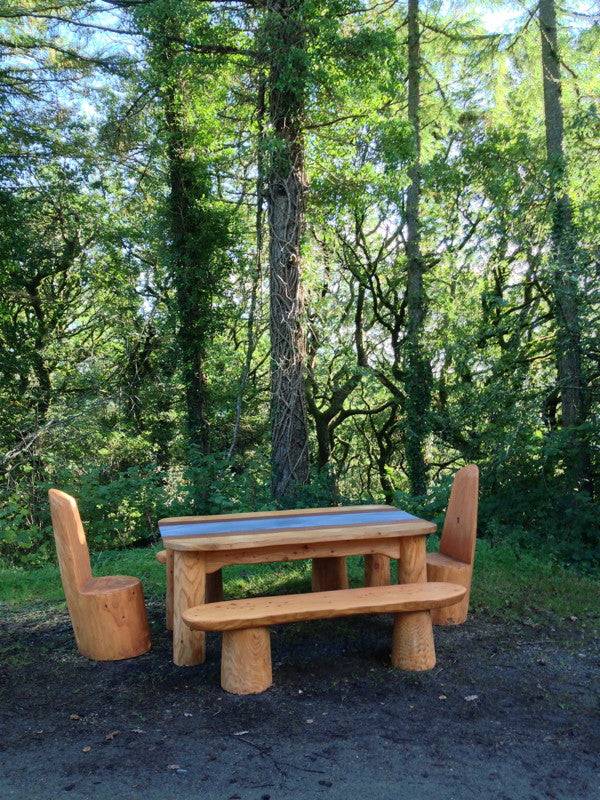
[[159, 504, 436, 552]]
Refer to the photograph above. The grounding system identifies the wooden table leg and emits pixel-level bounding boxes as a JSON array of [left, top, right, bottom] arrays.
[[206, 569, 224, 603], [393, 535, 434, 670], [365, 555, 391, 587], [312, 557, 349, 591], [173, 551, 206, 666], [397, 535, 427, 584], [166, 550, 174, 631]]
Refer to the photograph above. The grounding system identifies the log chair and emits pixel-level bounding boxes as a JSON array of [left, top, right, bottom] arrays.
[[426, 464, 479, 625], [48, 489, 151, 660]]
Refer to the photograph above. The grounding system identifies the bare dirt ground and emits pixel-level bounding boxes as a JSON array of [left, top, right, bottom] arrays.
[[0, 601, 598, 800]]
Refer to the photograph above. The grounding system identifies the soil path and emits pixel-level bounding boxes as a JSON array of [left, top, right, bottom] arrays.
[[0, 603, 598, 799]]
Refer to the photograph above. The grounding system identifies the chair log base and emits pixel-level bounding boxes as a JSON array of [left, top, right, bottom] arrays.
[[311, 557, 349, 592], [364, 555, 391, 587], [221, 627, 272, 695], [426, 554, 471, 625], [391, 611, 435, 671], [74, 580, 151, 661]]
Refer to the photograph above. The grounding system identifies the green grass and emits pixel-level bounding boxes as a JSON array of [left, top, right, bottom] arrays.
[[1, 539, 599, 626]]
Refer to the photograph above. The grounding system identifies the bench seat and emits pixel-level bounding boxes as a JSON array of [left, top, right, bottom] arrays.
[[183, 582, 465, 630], [183, 582, 466, 694]]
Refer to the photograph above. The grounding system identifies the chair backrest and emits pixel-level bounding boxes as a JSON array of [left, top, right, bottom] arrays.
[[439, 465, 479, 565], [48, 489, 92, 595]]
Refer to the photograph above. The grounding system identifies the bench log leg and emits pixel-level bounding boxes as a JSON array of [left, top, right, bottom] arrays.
[[365, 555, 391, 587], [206, 569, 224, 603], [173, 551, 206, 667], [221, 627, 272, 695], [391, 610, 435, 671], [311, 557, 349, 592]]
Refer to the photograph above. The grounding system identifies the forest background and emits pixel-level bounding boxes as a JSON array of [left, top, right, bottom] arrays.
[[1, 0, 598, 571]]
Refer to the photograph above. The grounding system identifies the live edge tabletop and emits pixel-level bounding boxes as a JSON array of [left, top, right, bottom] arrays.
[[159, 505, 437, 666]]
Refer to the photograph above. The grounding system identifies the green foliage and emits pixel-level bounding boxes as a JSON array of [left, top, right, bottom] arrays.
[[1, 541, 598, 630], [0, 1, 598, 569]]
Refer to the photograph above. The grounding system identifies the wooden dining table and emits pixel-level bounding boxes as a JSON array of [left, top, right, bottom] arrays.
[[159, 505, 436, 666]]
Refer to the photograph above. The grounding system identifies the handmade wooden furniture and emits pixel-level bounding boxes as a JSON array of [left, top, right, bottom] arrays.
[[365, 553, 392, 586], [426, 464, 479, 625], [183, 582, 466, 694], [156, 549, 223, 630], [49, 489, 151, 660], [160, 505, 436, 666]]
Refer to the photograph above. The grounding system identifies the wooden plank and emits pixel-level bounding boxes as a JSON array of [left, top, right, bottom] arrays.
[[182, 582, 466, 631], [160, 504, 391, 526], [204, 538, 402, 573], [165, 519, 435, 552], [160, 508, 417, 539]]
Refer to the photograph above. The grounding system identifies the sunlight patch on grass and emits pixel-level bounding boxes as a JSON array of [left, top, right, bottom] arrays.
[[1, 540, 598, 626]]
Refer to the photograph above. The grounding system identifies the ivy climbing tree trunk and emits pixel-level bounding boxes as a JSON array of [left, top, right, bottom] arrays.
[[539, 0, 589, 492], [404, 0, 431, 496], [152, 21, 231, 465], [229, 76, 266, 461], [164, 87, 211, 456], [266, 0, 310, 501]]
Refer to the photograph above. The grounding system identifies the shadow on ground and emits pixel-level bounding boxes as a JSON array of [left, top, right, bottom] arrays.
[[0, 601, 598, 800]]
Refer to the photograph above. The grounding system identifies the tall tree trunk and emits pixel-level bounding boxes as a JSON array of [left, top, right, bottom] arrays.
[[539, 0, 589, 491], [266, 0, 310, 501], [164, 91, 211, 456], [404, 0, 431, 496], [229, 76, 266, 460], [154, 22, 231, 462]]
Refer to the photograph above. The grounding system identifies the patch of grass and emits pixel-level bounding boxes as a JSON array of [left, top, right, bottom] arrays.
[[468, 538, 600, 622], [1, 540, 598, 626]]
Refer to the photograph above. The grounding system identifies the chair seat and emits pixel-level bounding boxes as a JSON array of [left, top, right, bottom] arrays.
[[183, 582, 466, 631], [426, 552, 470, 572], [80, 575, 141, 596]]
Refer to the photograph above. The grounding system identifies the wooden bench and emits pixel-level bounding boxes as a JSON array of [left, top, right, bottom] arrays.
[[182, 582, 466, 694]]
